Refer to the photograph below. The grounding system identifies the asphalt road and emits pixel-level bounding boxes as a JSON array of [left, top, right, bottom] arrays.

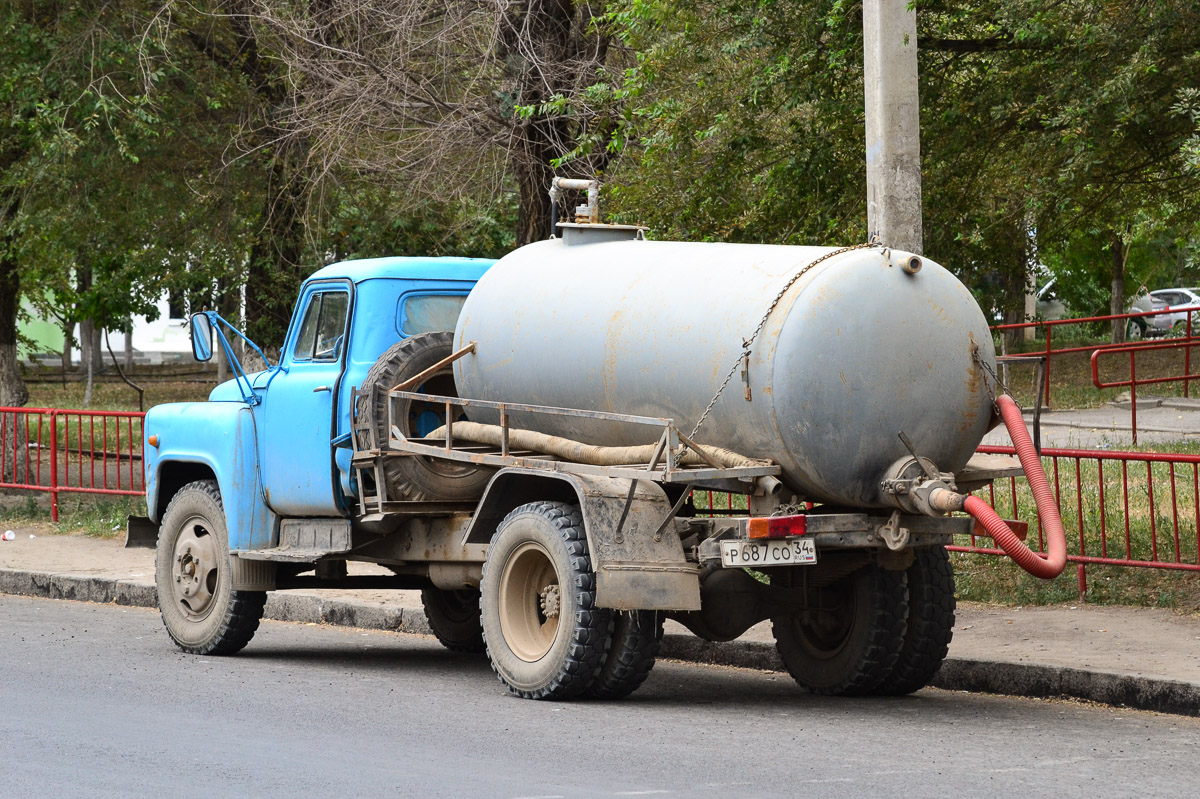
[[2, 597, 1197, 799]]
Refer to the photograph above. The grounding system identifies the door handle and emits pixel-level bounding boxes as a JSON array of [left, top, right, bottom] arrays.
[[313, 385, 331, 393]]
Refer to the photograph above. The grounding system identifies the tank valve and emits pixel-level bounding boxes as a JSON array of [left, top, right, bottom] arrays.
[[880, 453, 960, 517], [902, 255, 923, 275]]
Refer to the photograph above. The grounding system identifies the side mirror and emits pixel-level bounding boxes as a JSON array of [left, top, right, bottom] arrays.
[[190, 313, 214, 362]]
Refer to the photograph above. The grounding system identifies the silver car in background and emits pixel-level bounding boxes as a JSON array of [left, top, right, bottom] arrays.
[[1149, 288, 1200, 335]]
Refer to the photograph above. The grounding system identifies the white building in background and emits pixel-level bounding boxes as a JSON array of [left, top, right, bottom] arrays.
[[20, 293, 194, 366]]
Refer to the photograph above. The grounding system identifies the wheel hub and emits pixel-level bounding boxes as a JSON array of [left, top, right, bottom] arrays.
[[498, 542, 562, 663], [539, 584, 560, 619], [170, 520, 220, 620]]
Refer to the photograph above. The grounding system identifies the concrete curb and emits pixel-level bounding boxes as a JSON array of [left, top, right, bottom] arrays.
[[0, 569, 435, 637], [4, 568, 1197, 716], [657, 631, 1200, 716]]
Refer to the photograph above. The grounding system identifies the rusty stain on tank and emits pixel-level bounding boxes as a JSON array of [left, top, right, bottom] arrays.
[[958, 333, 986, 433]]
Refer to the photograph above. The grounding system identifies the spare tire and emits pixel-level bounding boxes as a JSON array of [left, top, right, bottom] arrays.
[[356, 331, 492, 501]]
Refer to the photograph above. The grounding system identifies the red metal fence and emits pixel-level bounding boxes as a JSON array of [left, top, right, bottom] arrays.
[[994, 307, 1195, 406], [0, 407, 145, 521], [951, 444, 1200, 595], [1091, 338, 1200, 443], [3, 404, 1198, 596]]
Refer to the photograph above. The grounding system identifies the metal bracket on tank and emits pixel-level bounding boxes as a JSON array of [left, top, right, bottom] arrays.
[[740, 349, 752, 401]]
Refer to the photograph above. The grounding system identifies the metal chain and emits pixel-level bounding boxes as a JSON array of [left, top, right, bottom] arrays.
[[686, 239, 883, 443], [971, 345, 1007, 412]]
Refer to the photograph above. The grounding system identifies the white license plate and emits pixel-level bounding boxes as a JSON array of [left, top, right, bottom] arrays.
[[720, 538, 817, 568]]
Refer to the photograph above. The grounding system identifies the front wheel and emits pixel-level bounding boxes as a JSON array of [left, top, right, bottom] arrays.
[[480, 502, 611, 700], [771, 563, 908, 696], [155, 480, 266, 655]]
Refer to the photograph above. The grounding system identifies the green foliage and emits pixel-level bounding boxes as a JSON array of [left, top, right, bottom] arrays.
[[583, 0, 1200, 318]]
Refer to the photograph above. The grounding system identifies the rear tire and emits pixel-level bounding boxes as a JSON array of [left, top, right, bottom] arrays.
[[155, 480, 266, 655], [771, 563, 907, 696], [1126, 319, 1146, 341], [480, 502, 611, 700], [421, 586, 486, 653], [586, 610, 664, 700], [356, 331, 491, 501], [874, 546, 956, 696]]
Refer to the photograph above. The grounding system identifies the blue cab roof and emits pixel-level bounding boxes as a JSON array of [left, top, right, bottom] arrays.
[[306, 255, 495, 284]]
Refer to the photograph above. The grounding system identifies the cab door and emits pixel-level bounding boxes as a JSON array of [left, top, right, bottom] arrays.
[[259, 281, 352, 516]]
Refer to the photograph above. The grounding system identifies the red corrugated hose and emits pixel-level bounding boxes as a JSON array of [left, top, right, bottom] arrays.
[[963, 394, 1067, 579]]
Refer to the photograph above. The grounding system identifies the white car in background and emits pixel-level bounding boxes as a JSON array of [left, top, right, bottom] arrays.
[[1149, 288, 1200, 335], [1035, 279, 1167, 339]]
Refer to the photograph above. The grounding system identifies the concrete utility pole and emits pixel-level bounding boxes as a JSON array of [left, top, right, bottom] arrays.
[[863, 0, 923, 254]]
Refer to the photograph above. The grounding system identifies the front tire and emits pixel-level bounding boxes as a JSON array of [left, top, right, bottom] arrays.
[[480, 502, 611, 700], [771, 563, 907, 696], [155, 480, 266, 655]]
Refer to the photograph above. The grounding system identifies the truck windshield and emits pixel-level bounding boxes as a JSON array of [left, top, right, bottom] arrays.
[[293, 291, 349, 362]]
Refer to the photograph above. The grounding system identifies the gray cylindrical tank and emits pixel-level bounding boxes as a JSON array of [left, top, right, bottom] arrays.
[[453, 235, 996, 509]]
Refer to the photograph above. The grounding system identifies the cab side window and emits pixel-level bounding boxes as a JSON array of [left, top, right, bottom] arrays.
[[292, 291, 349, 362], [397, 294, 468, 337]]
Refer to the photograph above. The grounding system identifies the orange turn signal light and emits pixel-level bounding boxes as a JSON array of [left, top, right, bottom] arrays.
[[147, 435, 159, 448], [747, 514, 807, 540]]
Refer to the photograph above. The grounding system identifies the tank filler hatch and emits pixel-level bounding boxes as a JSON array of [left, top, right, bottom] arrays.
[[548, 176, 646, 245]]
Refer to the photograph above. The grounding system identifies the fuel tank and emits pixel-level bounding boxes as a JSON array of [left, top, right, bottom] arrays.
[[453, 232, 995, 509]]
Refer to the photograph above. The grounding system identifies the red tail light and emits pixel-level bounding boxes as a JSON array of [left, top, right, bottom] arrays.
[[747, 514, 807, 539]]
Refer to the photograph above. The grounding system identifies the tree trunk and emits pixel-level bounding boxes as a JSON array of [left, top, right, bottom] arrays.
[[244, 143, 309, 347], [124, 318, 133, 371], [0, 258, 28, 484], [83, 348, 94, 407], [500, 0, 586, 247], [0, 256, 28, 409], [61, 326, 72, 374], [1110, 233, 1127, 344]]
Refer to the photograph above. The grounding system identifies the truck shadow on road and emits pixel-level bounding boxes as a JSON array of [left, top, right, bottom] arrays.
[[233, 636, 1011, 717]]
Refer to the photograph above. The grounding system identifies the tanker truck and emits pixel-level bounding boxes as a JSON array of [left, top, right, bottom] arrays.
[[135, 179, 1065, 700]]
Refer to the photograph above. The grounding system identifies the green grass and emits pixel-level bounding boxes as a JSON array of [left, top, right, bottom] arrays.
[[22, 368, 215, 412], [953, 448, 1200, 611], [0, 493, 143, 539]]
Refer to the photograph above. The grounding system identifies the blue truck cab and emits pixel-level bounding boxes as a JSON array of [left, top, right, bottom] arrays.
[[142, 256, 494, 553]]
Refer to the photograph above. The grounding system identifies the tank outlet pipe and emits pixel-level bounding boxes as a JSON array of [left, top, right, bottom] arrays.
[[937, 395, 1067, 579]]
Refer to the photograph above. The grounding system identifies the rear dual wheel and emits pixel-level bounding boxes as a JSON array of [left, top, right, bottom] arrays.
[[587, 610, 665, 700], [479, 501, 665, 700], [771, 563, 908, 696], [480, 502, 612, 700], [422, 586, 486, 653], [875, 545, 956, 696], [771, 547, 956, 696]]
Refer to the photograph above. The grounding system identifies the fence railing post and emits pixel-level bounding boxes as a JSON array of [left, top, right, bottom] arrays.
[[1044, 326, 1053, 407], [1186, 315, 1193, 399], [49, 409, 59, 522], [1130, 350, 1138, 445]]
